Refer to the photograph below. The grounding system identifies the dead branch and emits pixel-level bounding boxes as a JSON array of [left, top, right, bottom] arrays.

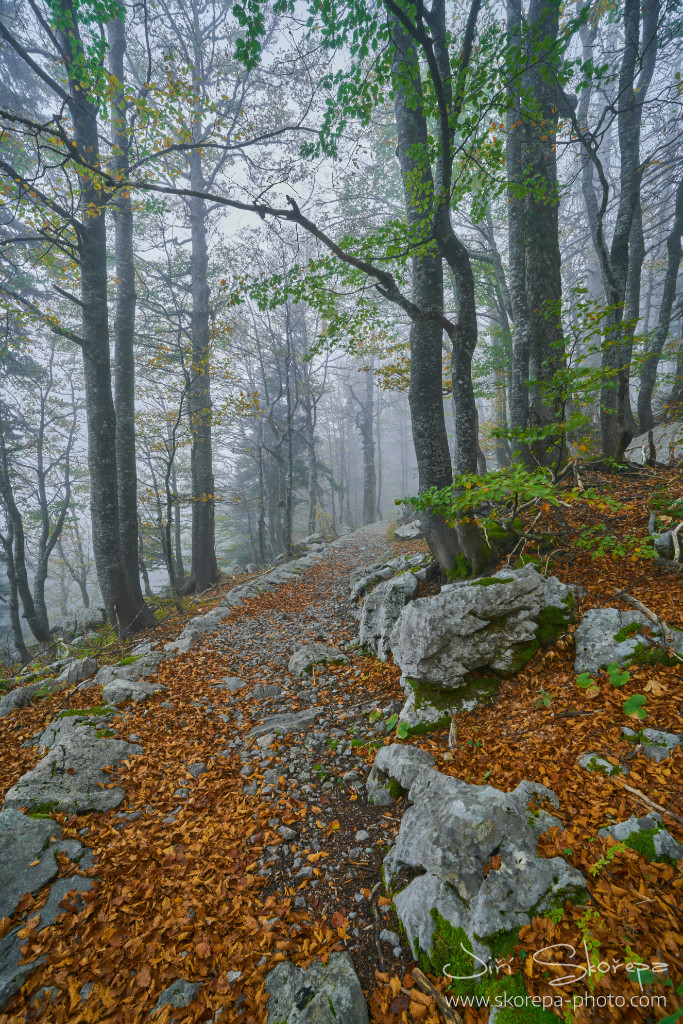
[[613, 588, 675, 646], [410, 968, 464, 1024]]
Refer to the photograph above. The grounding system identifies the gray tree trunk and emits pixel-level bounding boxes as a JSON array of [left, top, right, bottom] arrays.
[[54, 4, 146, 634], [185, 150, 219, 592], [638, 178, 683, 431], [108, 18, 153, 622]]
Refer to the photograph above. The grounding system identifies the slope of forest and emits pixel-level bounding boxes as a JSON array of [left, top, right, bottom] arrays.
[[0, 465, 681, 1024]]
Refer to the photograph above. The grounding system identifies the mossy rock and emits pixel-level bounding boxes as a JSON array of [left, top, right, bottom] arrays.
[[419, 912, 558, 1023]]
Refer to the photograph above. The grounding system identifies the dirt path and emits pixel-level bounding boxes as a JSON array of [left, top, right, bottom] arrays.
[[1, 523, 418, 1024]]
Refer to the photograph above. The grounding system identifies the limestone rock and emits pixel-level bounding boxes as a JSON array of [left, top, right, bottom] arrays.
[[3, 715, 142, 815], [100, 678, 167, 707], [0, 927, 43, 1009], [624, 420, 683, 466], [152, 980, 202, 1015], [213, 676, 246, 691], [598, 814, 683, 862], [390, 565, 575, 690], [358, 571, 418, 661], [394, 521, 423, 541], [56, 657, 98, 687], [264, 952, 369, 1024], [248, 708, 321, 739], [574, 608, 683, 675], [578, 752, 628, 777], [287, 643, 347, 677], [0, 810, 61, 920], [385, 770, 586, 970], [366, 743, 435, 805], [0, 676, 68, 719], [622, 726, 682, 762]]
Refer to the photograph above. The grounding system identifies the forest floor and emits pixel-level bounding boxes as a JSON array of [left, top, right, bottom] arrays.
[[0, 465, 682, 1024]]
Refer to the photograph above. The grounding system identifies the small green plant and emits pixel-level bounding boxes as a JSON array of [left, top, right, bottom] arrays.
[[606, 661, 630, 687], [385, 713, 399, 731], [369, 709, 381, 724], [574, 524, 657, 561], [623, 694, 647, 720], [535, 688, 553, 708], [396, 721, 409, 739], [576, 672, 594, 688], [590, 840, 627, 877]]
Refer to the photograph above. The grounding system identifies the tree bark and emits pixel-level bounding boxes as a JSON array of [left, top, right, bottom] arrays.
[[53, 0, 147, 635], [522, 0, 566, 467], [506, 0, 532, 464], [1, 521, 30, 663], [638, 177, 683, 431], [185, 150, 219, 592], [108, 18, 153, 622], [390, 8, 461, 571]]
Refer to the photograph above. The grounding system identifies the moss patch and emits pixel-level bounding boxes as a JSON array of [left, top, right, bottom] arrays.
[[27, 801, 59, 816], [56, 705, 111, 719], [613, 622, 641, 643], [622, 826, 678, 867], [418, 911, 558, 1023], [470, 576, 515, 587], [407, 676, 500, 717], [627, 643, 682, 668]]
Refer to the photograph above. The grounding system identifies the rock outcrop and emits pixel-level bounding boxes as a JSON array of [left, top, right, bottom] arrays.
[[574, 607, 683, 675], [598, 814, 683, 863], [287, 643, 347, 677], [389, 566, 575, 732], [358, 571, 418, 661], [3, 709, 142, 815], [624, 420, 683, 466], [383, 768, 586, 973], [366, 742, 435, 805], [265, 953, 369, 1024]]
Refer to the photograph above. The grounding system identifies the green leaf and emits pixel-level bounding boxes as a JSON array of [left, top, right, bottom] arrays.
[[622, 694, 647, 719], [396, 721, 409, 740]]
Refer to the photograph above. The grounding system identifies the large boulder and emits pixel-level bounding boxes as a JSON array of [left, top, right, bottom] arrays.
[[0, 809, 62, 920], [287, 643, 347, 677], [624, 420, 683, 466], [389, 566, 574, 731], [384, 769, 586, 972], [574, 608, 683, 675], [3, 711, 142, 815], [349, 554, 429, 604], [265, 953, 368, 1024], [0, 809, 92, 1009], [358, 571, 418, 661], [391, 566, 574, 689]]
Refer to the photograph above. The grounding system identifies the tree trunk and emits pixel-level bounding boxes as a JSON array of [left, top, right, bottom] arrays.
[[391, 10, 461, 570], [506, 0, 532, 465], [108, 18, 153, 622], [523, 0, 566, 467], [185, 151, 219, 592], [638, 178, 683, 431], [1, 522, 30, 663], [54, 1, 147, 635], [0, 410, 51, 642]]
